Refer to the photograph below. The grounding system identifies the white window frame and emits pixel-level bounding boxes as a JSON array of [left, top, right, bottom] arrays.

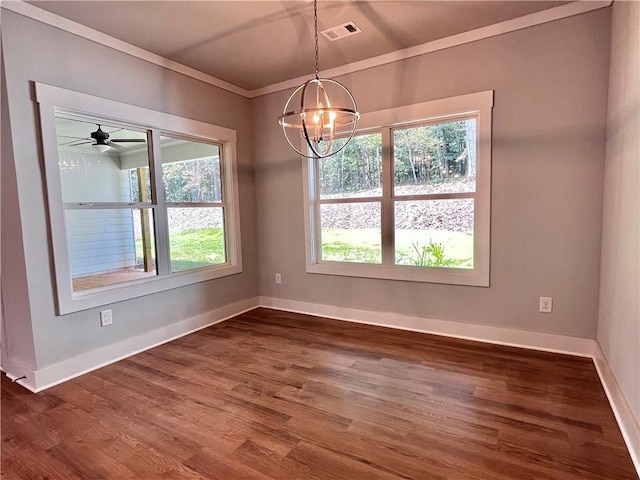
[[302, 90, 493, 286], [36, 83, 242, 314]]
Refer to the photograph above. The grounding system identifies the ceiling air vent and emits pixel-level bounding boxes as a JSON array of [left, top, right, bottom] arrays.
[[321, 22, 361, 41]]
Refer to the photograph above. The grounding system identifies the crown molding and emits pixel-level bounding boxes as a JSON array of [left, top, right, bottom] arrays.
[[2, 0, 611, 100], [0, 0, 251, 97], [250, 0, 612, 97]]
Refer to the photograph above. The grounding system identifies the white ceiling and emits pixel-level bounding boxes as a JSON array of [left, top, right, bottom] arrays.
[[26, 1, 572, 91]]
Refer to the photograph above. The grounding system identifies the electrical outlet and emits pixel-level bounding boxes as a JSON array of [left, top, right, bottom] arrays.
[[539, 297, 553, 313], [100, 309, 113, 327], [275, 273, 282, 284]]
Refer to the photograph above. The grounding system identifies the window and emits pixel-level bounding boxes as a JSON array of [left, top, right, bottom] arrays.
[[303, 91, 493, 286], [37, 83, 242, 314], [159, 135, 226, 272]]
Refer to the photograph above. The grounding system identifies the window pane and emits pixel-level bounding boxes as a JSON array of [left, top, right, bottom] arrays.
[[129, 168, 152, 204], [55, 116, 150, 203], [160, 136, 222, 203], [394, 119, 476, 195], [319, 133, 382, 199], [395, 199, 474, 268], [167, 207, 226, 272], [67, 208, 157, 292], [320, 202, 381, 263]]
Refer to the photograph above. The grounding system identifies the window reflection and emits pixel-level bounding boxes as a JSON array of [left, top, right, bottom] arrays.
[[55, 115, 156, 291]]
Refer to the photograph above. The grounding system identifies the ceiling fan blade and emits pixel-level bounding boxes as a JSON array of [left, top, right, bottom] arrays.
[[66, 140, 93, 147], [58, 135, 91, 140], [110, 138, 146, 143]]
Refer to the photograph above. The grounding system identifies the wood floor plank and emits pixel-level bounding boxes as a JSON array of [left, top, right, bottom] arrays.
[[2, 308, 637, 479], [287, 440, 422, 480], [2, 433, 85, 480], [233, 439, 344, 480], [183, 446, 273, 480]]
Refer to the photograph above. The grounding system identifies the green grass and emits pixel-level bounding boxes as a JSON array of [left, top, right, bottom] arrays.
[[136, 227, 226, 272], [395, 229, 473, 268], [320, 228, 381, 263], [135, 226, 472, 271], [322, 241, 382, 264], [321, 228, 473, 267]]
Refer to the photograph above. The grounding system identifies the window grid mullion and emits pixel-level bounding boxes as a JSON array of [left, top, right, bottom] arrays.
[[165, 202, 225, 208], [317, 196, 381, 205], [219, 143, 231, 265], [313, 157, 323, 262], [393, 191, 476, 202], [63, 202, 155, 209], [381, 127, 394, 266], [150, 129, 172, 276]]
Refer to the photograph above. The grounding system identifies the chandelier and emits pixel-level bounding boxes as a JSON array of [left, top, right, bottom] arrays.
[[278, 0, 360, 158]]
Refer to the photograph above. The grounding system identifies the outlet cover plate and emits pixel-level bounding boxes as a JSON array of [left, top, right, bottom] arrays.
[[539, 297, 553, 313], [100, 309, 113, 327]]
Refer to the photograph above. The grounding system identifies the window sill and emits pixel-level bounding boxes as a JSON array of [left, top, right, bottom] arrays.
[[306, 262, 489, 287], [62, 264, 242, 314]]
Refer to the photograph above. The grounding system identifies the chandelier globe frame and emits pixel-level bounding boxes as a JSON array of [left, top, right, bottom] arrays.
[[277, 0, 360, 159]]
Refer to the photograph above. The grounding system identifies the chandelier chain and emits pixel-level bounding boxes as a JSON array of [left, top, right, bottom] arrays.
[[314, 0, 319, 79]]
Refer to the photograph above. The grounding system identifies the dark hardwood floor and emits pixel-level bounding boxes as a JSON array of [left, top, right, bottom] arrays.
[[2, 308, 637, 479]]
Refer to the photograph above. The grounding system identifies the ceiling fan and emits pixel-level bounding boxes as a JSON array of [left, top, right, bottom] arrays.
[[66, 124, 146, 152]]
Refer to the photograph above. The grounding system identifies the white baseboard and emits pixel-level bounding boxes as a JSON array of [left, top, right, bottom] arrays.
[[3, 295, 637, 477], [3, 295, 596, 392], [3, 296, 259, 393], [1, 355, 37, 391], [593, 344, 640, 475], [258, 296, 597, 356], [258, 296, 638, 478]]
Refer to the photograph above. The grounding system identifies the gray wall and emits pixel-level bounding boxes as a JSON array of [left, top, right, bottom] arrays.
[[1, 6, 621, 381], [598, 1, 640, 423], [1, 47, 38, 368], [1, 10, 258, 369], [253, 9, 611, 338]]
